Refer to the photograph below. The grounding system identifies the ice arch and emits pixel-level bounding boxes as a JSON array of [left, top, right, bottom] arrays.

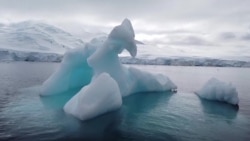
[[40, 19, 177, 120]]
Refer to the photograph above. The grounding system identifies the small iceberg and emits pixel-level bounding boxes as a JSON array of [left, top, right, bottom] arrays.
[[196, 78, 239, 106]]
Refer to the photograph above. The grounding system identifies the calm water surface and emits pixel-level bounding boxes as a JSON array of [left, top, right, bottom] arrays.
[[0, 62, 249, 141]]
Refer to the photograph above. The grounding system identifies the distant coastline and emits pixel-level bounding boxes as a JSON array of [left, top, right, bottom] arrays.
[[1, 49, 250, 68]]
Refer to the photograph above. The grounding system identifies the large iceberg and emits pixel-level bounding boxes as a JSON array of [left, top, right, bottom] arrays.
[[40, 19, 177, 120], [196, 78, 239, 106]]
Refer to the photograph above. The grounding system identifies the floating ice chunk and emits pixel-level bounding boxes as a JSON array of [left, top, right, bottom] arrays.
[[196, 78, 239, 106], [64, 73, 122, 120]]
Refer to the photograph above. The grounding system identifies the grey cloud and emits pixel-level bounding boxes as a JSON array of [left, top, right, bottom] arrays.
[[136, 29, 202, 36], [219, 32, 250, 41], [1, 0, 250, 40], [0, 0, 162, 22], [169, 36, 213, 46], [1, 0, 250, 58], [241, 33, 250, 41], [142, 34, 213, 47], [220, 32, 236, 40], [1, 0, 250, 25]]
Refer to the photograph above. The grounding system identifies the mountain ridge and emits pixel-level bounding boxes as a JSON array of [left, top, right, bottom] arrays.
[[0, 21, 85, 53]]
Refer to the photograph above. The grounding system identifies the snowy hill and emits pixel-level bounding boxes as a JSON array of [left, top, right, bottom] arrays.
[[0, 21, 109, 62], [0, 21, 85, 53], [0, 21, 250, 67]]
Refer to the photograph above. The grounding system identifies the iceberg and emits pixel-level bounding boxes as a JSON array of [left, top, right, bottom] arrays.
[[40, 19, 177, 120], [196, 78, 239, 106]]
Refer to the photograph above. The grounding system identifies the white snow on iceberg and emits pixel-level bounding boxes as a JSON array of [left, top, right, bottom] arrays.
[[41, 19, 177, 120], [196, 78, 239, 106], [64, 73, 122, 120]]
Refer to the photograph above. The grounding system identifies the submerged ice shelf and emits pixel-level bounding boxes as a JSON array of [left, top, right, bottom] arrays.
[[40, 19, 177, 120]]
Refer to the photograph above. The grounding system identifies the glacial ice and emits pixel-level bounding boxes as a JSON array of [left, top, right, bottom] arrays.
[[40, 45, 96, 96], [196, 78, 239, 105], [41, 19, 177, 120], [86, 18, 176, 96], [64, 73, 122, 120]]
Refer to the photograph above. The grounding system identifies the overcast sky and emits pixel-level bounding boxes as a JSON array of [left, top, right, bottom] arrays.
[[1, 0, 250, 59]]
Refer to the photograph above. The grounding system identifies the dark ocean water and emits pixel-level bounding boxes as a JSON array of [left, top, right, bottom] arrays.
[[0, 62, 249, 141]]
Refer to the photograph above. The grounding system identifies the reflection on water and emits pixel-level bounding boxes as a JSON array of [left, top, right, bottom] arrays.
[[1, 86, 250, 141], [199, 98, 238, 122], [122, 92, 173, 116], [62, 110, 122, 141], [41, 89, 176, 141], [1, 63, 250, 141], [119, 92, 178, 141], [40, 88, 80, 109], [40, 87, 122, 141], [0, 86, 179, 141]]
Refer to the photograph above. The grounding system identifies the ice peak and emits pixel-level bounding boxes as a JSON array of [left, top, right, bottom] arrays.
[[121, 18, 135, 38], [108, 18, 137, 57]]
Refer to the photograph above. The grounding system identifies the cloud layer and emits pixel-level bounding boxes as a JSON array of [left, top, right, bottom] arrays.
[[1, 0, 250, 59]]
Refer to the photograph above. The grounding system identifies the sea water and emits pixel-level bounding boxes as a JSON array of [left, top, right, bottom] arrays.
[[0, 62, 249, 141]]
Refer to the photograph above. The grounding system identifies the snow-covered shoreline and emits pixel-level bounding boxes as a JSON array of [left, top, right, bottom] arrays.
[[0, 48, 62, 62], [1, 49, 250, 67], [120, 56, 250, 67]]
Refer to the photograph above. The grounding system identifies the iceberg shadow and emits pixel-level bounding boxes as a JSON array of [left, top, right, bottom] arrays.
[[122, 91, 175, 115], [117, 91, 178, 141], [62, 91, 176, 141], [40, 88, 81, 109], [198, 98, 239, 121], [62, 111, 122, 141]]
